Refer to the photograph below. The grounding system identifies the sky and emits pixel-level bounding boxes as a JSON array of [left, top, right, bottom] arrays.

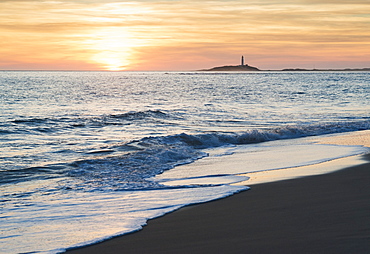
[[1, 0, 370, 71]]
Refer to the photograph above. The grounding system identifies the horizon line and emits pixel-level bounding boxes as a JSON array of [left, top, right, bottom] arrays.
[[2, 67, 370, 72]]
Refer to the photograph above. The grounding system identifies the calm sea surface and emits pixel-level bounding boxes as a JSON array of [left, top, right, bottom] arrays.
[[1, 71, 369, 253]]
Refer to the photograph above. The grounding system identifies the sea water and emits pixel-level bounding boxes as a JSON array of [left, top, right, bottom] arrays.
[[0, 71, 369, 253]]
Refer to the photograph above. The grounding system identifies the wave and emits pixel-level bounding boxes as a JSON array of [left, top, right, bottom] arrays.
[[11, 118, 46, 124], [10, 110, 170, 124], [5, 110, 174, 134], [0, 165, 67, 185], [108, 110, 169, 120], [63, 120, 369, 191], [161, 120, 370, 148], [2, 119, 368, 189]]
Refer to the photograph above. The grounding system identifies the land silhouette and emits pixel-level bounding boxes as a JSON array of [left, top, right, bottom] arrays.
[[200, 65, 370, 72], [200, 56, 370, 72], [200, 64, 260, 71]]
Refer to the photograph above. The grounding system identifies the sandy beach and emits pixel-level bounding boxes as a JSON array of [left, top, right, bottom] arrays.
[[66, 131, 370, 254]]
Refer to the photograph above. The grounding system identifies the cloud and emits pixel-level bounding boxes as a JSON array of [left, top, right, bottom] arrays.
[[1, 0, 369, 70]]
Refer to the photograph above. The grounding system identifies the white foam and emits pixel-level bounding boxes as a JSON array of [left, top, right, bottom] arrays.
[[1, 183, 246, 254], [154, 138, 369, 183], [157, 175, 249, 187]]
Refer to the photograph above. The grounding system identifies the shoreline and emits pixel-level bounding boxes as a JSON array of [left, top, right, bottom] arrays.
[[236, 130, 370, 185], [66, 153, 370, 254], [65, 131, 370, 254]]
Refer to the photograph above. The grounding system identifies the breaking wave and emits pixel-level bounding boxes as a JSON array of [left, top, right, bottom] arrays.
[[62, 120, 370, 191]]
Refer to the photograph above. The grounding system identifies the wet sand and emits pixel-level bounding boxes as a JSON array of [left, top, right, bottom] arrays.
[[66, 152, 370, 254]]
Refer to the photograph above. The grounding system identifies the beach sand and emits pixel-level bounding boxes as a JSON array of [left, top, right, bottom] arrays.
[[66, 131, 370, 254]]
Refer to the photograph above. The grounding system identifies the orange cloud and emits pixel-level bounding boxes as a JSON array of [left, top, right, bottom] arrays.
[[0, 0, 369, 70]]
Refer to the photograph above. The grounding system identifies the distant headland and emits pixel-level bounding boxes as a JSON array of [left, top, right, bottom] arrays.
[[199, 56, 260, 71], [200, 64, 260, 72], [200, 56, 370, 72], [280, 68, 370, 72]]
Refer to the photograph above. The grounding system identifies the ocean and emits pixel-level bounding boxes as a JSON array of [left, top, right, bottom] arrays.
[[1, 71, 369, 254]]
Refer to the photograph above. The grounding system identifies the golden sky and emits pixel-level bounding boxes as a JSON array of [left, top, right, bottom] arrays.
[[1, 0, 369, 71]]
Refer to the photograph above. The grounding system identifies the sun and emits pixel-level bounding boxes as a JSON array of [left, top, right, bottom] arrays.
[[92, 50, 131, 71], [87, 28, 137, 71]]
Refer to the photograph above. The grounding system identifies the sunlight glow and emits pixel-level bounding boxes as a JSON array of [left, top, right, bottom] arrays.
[[86, 28, 137, 71]]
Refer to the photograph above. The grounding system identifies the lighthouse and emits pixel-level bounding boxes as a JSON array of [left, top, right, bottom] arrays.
[[241, 55, 244, 66]]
